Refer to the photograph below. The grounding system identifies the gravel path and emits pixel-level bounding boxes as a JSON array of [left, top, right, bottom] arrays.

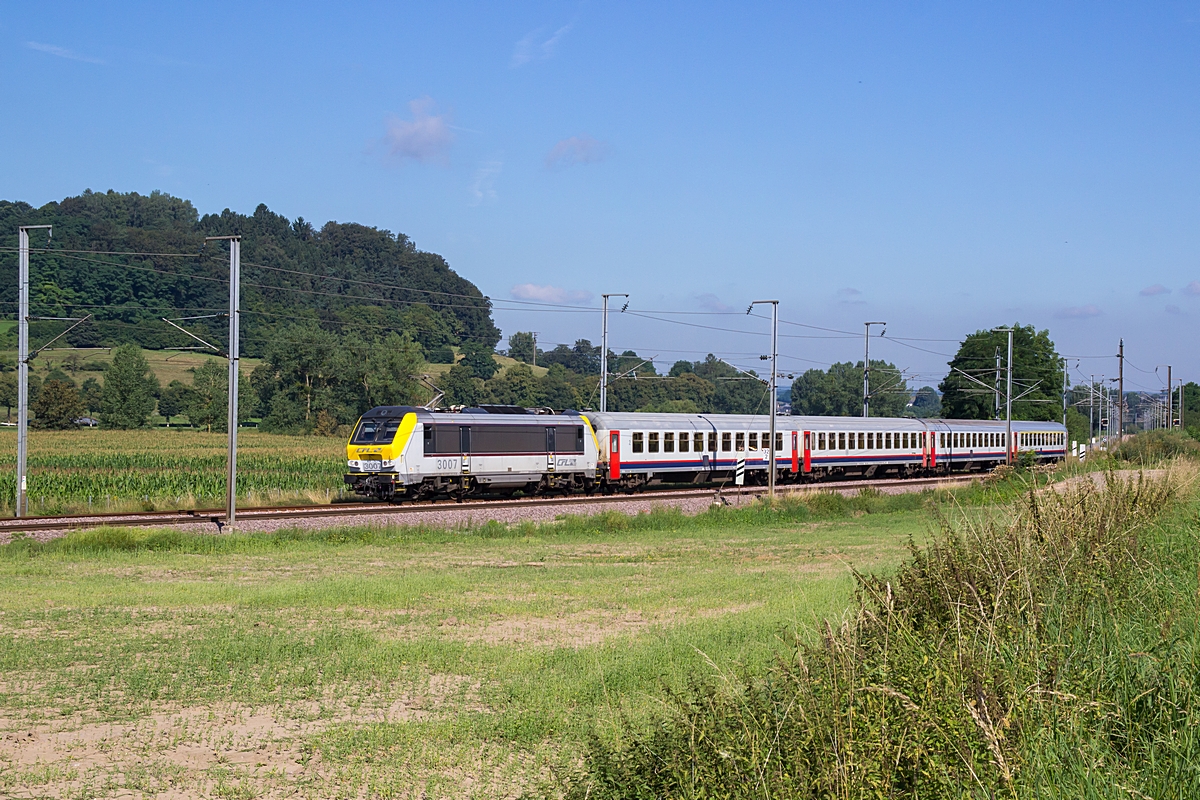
[[0, 478, 972, 545]]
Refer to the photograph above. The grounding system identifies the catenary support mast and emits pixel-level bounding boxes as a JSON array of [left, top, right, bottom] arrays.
[[599, 293, 627, 413], [750, 300, 779, 498], [862, 321, 886, 418], [16, 225, 51, 518], [206, 236, 241, 528]]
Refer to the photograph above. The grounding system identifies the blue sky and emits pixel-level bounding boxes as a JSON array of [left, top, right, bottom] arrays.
[[3, 2, 1198, 394]]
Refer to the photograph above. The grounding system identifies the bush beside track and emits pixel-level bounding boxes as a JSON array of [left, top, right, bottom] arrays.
[[563, 463, 1200, 799]]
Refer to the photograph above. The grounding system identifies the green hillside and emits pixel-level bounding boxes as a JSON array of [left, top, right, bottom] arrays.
[[0, 190, 499, 358]]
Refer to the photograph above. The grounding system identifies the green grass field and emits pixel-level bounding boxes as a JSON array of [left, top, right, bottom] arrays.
[[0, 500, 924, 798]]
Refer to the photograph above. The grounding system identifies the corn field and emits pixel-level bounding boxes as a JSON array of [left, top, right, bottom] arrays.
[[0, 429, 346, 514]]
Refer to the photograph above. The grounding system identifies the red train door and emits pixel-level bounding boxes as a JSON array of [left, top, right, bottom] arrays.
[[803, 431, 812, 473], [929, 430, 937, 468], [922, 432, 930, 468], [609, 432, 621, 480], [791, 431, 799, 472]]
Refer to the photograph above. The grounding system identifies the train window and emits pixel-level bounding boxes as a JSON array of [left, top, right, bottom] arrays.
[[748, 432, 758, 450], [722, 432, 732, 452], [865, 432, 872, 449], [818, 432, 826, 450], [354, 419, 382, 444], [678, 432, 689, 452], [664, 432, 674, 453], [632, 432, 644, 453], [884, 432, 891, 449], [710, 432, 719, 452], [776, 432, 783, 451], [697, 433, 707, 452], [837, 432, 845, 449], [649, 432, 659, 453], [856, 433, 864, 450], [735, 432, 745, 451]]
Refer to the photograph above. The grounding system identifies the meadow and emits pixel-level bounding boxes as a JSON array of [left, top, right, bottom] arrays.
[[0, 492, 930, 798], [0, 429, 345, 515]]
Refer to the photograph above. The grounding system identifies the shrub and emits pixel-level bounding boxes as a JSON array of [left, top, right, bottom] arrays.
[[566, 468, 1197, 799], [427, 344, 456, 364], [1111, 429, 1200, 463]]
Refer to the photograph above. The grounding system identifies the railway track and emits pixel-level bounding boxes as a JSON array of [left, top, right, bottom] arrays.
[[0, 474, 983, 535]]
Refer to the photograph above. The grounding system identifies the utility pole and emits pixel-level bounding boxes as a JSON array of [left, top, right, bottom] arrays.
[[994, 347, 1001, 420], [532, 332, 537, 368], [1180, 378, 1186, 430], [749, 300, 779, 498], [1089, 374, 1095, 439], [15, 225, 52, 518], [994, 327, 1014, 465], [206, 236, 241, 529], [1062, 359, 1068, 429], [862, 321, 886, 417], [1117, 339, 1124, 440], [599, 293, 627, 412], [1167, 365, 1172, 429]]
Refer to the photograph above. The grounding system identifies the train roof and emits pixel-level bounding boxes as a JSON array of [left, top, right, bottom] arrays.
[[358, 406, 583, 425], [581, 410, 1065, 431]]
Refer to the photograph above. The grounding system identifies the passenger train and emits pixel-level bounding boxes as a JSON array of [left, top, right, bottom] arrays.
[[343, 405, 1068, 501]]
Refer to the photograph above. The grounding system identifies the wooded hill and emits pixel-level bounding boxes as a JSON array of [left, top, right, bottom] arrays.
[[0, 190, 499, 358]]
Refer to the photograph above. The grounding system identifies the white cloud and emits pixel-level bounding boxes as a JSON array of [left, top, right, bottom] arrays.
[[545, 135, 609, 169], [1183, 280, 1200, 296], [837, 287, 862, 297], [695, 293, 734, 313], [27, 41, 104, 64], [510, 23, 573, 67], [469, 161, 502, 206], [1055, 304, 1103, 319], [510, 283, 593, 305], [1139, 284, 1170, 296], [381, 98, 453, 164]]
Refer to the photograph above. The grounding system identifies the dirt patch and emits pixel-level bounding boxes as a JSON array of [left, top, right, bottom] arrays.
[[0, 673, 482, 799], [439, 604, 763, 648]]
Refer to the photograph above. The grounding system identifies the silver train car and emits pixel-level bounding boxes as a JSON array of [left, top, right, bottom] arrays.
[[343, 405, 1067, 500], [586, 411, 1067, 490]]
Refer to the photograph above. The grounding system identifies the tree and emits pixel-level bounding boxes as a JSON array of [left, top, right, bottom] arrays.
[[99, 344, 158, 429], [507, 331, 537, 364], [540, 363, 582, 410], [184, 362, 254, 432], [0, 373, 15, 421], [442, 362, 482, 407], [459, 340, 499, 380], [939, 325, 1063, 421], [483, 363, 544, 407], [909, 386, 942, 418], [79, 377, 102, 414], [255, 322, 340, 430], [540, 339, 600, 375], [357, 332, 425, 408], [790, 360, 907, 417], [427, 344, 456, 364], [32, 379, 84, 429], [157, 380, 194, 423]]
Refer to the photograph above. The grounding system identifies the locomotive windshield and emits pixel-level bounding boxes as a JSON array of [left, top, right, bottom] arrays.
[[352, 417, 401, 444]]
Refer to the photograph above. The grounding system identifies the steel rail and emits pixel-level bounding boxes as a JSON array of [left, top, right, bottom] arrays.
[[0, 474, 983, 535]]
